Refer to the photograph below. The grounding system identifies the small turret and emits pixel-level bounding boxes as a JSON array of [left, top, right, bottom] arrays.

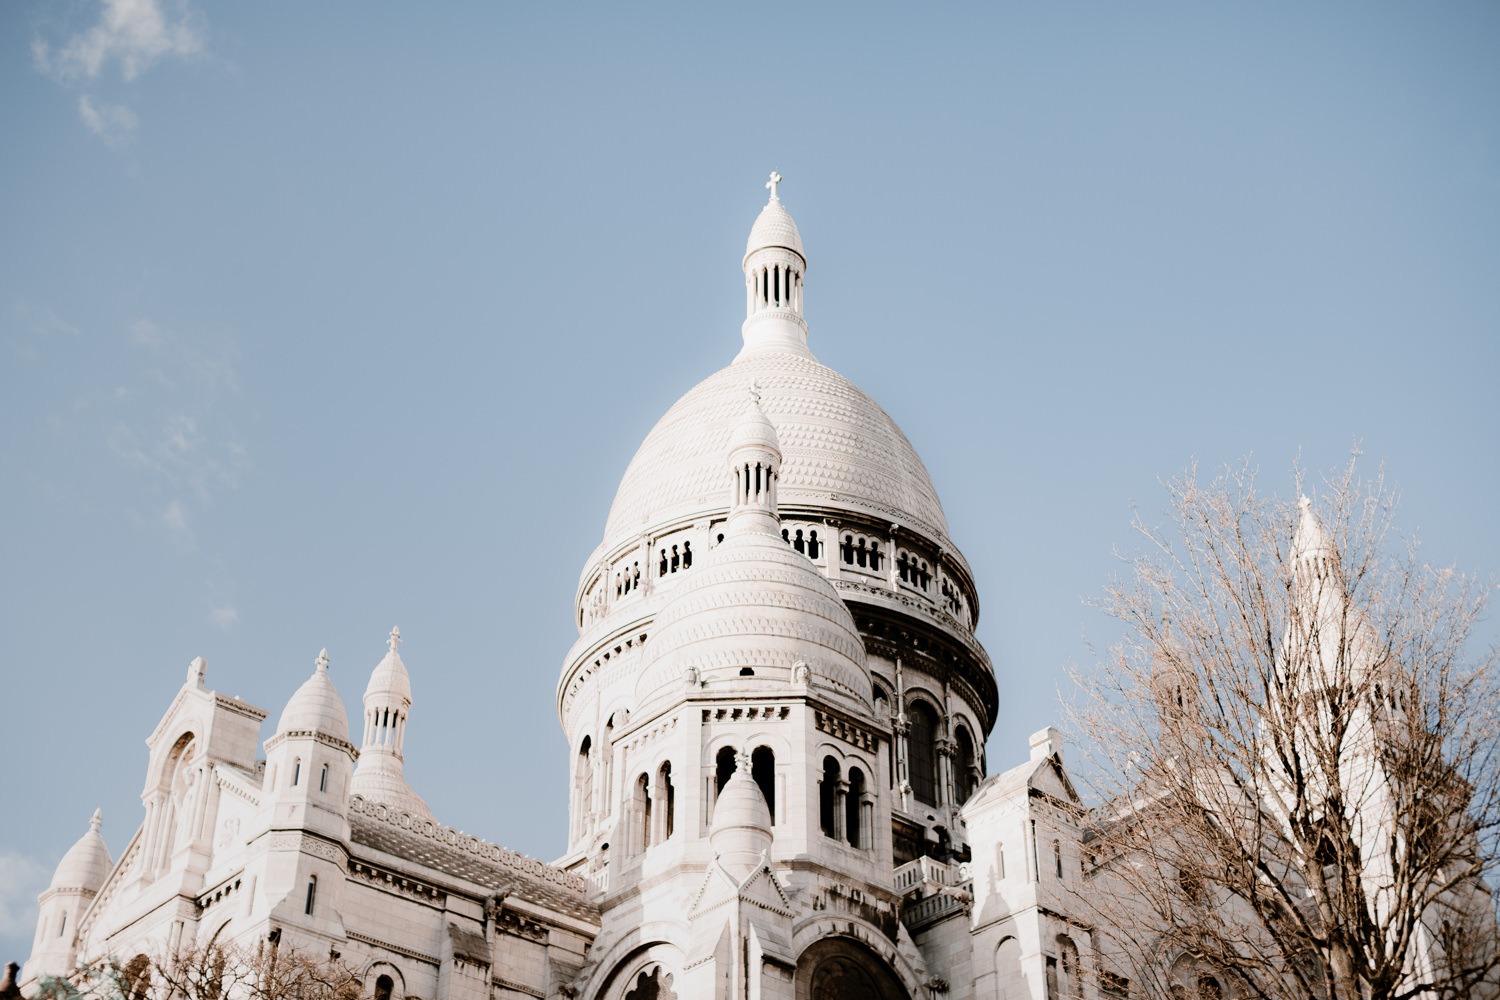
[[350, 627, 435, 820], [263, 649, 356, 841], [24, 811, 112, 983], [739, 171, 812, 359], [710, 750, 773, 879]]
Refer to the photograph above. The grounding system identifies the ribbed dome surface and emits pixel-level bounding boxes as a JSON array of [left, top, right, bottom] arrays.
[[745, 199, 804, 261], [277, 654, 349, 742], [364, 645, 412, 702], [49, 811, 111, 893], [636, 520, 870, 708], [602, 352, 948, 546]]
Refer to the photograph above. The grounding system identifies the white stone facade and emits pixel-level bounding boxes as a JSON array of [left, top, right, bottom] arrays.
[[23, 180, 1488, 1000]]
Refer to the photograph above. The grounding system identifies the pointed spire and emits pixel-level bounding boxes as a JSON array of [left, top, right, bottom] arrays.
[[1293, 495, 1340, 584], [352, 626, 434, 820], [724, 384, 782, 531], [89, 808, 102, 833], [740, 172, 811, 359], [710, 746, 773, 878], [274, 648, 349, 741]]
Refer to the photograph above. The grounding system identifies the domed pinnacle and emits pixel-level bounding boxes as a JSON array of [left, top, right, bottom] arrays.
[[741, 172, 811, 359]]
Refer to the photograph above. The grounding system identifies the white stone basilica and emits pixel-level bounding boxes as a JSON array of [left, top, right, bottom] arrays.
[[23, 179, 1487, 1000]]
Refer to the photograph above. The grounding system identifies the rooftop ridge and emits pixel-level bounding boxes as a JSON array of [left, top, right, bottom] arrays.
[[349, 794, 584, 893]]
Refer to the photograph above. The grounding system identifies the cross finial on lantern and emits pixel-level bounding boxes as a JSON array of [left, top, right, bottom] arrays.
[[765, 170, 782, 202], [388, 625, 402, 653], [316, 648, 330, 673]]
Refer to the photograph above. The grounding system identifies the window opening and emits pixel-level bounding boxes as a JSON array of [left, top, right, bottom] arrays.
[[751, 746, 776, 822], [819, 756, 840, 838], [908, 701, 939, 806], [304, 875, 317, 915]]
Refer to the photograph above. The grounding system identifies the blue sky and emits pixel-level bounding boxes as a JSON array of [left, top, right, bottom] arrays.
[[2, 1, 1497, 966]]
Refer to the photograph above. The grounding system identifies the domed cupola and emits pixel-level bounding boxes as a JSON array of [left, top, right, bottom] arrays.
[[350, 627, 435, 821], [635, 391, 870, 711], [709, 749, 773, 879], [48, 809, 111, 896], [24, 810, 112, 984], [740, 171, 811, 359], [276, 649, 350, 742]]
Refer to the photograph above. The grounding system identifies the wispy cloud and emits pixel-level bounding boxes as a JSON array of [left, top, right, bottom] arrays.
[[0, 851, 51, 939], [161, 497, 194, 549], [208, 606, 239, 630], [34, 0, 205, 82], [9, 301, 82, 360], [78, 94, 138, 145], [33, 0, 208, 144], [104, 318, 249, 549]]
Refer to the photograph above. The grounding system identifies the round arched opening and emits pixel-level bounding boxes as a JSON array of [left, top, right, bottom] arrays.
[[794, 937, 909, 1000]]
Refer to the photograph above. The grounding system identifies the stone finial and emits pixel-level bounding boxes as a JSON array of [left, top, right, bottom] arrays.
[[316, 648, 330, 674], [89, 808, 102, 833], [765, 170, 782, 202], [1029, 726, 1062, 762], [388, 625, 402, 653], [188, 655, 207, 687], [734, 746, 752, 774]]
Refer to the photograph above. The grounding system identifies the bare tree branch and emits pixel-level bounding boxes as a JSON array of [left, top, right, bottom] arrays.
[[1073, 460, 1500, 1000]]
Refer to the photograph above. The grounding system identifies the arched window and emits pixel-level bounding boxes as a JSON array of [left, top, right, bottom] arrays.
[[655, 762, 675, 841], [908, 700, 940, 806], [1196, 975, 1224, 1000], [1058, 935, 1083, 999], [819, 756, 840, 838], [123, 954, 151, 1000], [1054, 839, 1064, 879], [751, 746, 776, 823], [845, 767, 866, 849], [304, 874, 317, 915], [292, 758, 301, 787], [576, 736, 594, 828], [954, 725, 978, 803], [319, 762, 329, 793], [715, 746, 737, 798], [635, 773, 653, 852], [373, 975, 394, 1000]]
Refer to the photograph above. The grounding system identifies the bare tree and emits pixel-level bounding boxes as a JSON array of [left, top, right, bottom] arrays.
[[32, 938, 363, 1000], [1074, 461, 1500, 1000]]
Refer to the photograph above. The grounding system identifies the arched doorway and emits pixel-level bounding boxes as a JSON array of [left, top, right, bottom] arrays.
[[794, 937, 910, 1000]]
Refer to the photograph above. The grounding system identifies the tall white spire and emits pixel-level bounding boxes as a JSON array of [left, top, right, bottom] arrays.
[[739, 171, 812, 360], [350, 626, 434, 820]]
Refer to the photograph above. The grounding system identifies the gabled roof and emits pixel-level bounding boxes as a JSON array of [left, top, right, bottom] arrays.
[[347, 796, 596, 923]]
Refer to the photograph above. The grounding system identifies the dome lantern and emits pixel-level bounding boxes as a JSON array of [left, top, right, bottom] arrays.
[[740, 171, 811, 359]]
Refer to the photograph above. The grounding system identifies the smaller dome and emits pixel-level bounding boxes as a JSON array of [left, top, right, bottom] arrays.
[[276, 649, 349, 742], [726, 393, 781, 460], [710, 755, 772, 877], [49, 810, 111, 894], [744, 197, 804, 264], [365, 627, 412, 703]]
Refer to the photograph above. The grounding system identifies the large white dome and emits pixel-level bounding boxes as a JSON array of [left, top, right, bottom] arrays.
[[602, 350, 950, 547]]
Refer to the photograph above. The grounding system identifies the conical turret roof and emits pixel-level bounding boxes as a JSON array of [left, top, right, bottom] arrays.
[[48, 810, 111, 894]]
